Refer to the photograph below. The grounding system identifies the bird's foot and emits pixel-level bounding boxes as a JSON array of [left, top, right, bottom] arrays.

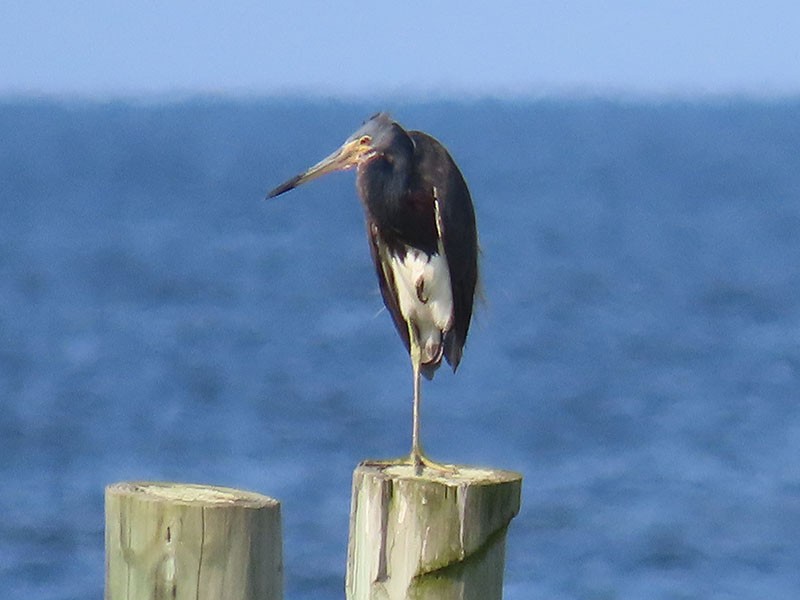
[[368, 453, 459, 477], [408, 450, 459, 477]]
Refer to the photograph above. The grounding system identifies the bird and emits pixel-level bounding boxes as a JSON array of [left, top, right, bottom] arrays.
[[267, 113, 478, 472]]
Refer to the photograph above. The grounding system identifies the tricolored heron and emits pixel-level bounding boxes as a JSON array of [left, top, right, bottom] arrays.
[[268, 113, 478, 471]]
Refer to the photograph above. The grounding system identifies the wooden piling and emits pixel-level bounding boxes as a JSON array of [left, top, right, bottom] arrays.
[[346, 461, 523, 600], [105, 481, 282, 600]]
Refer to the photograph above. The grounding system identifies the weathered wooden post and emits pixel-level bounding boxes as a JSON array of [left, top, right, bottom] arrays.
[[105, 481, 282, 600], [346, 461, 523, 600]]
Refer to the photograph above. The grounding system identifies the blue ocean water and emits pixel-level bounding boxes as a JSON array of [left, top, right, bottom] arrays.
[[1, 97, 800, 599]]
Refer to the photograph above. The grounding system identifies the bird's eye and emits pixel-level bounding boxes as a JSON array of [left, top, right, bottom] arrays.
[[359, 136, 371, 145]]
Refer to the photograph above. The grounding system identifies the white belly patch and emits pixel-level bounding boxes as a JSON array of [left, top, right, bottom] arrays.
[[389, 247, 454, 364]]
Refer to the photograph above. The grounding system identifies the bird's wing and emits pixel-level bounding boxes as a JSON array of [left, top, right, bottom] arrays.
[[365, 217, 411, 356], [409, 131, 479, 371]]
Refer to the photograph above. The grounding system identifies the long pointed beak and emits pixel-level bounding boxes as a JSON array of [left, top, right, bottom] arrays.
[[267, 139, 362, 199]]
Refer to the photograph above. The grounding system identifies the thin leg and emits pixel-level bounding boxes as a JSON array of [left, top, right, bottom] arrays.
[[410, 357, 423, 470], [408, 323, 425, 471], [406, 323, 457, 476]]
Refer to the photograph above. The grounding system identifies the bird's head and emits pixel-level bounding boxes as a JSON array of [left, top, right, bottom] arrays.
[[267, 113, 397, 198]]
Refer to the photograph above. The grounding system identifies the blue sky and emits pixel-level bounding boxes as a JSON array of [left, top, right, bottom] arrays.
[[2, 1, 799, 98]]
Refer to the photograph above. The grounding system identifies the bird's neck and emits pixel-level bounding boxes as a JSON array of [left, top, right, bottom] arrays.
[[358, 150, 413, 225]]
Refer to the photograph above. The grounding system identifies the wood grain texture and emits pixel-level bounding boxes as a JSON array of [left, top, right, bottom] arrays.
[[105, 481, 282, 600], [346, 462, 522, 600]]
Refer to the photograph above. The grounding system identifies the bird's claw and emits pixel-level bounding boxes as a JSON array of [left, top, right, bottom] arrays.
[[409, 451, 459, 476]]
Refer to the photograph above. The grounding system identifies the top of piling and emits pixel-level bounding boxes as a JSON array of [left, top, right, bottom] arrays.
[[357, 460, 523, 485], [106, 481, 279, 509]]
